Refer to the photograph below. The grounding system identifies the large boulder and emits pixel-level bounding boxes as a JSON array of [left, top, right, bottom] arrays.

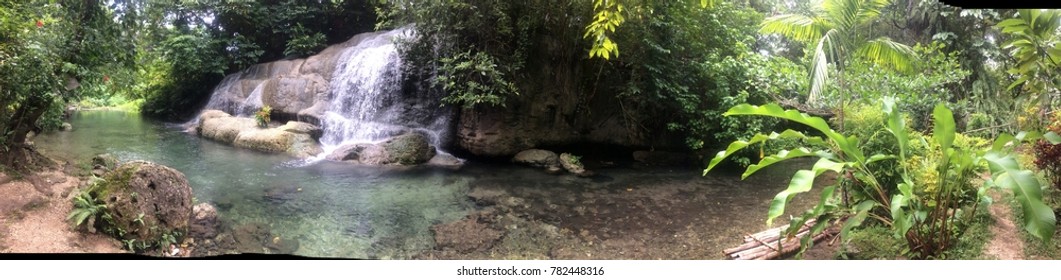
[[326, 133, 437, 165], [379, 133, 436, 165], [199, 114, 258, 143], [233, 129, 323, 158], [512, 149, 560, 169], [278, 121, 323, 140], [197, 111, 323, 158], [426, 153, 464, 170], [326, 143, 384, 163], [97, 161, 193, 246]]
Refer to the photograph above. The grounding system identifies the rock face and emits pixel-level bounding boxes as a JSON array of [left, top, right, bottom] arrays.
[[512, 149, 560, 169], [326, 133, 437, 165], [197, 110, 323, 158], [98, 161, 194, 246], [453, 40, 686, 157]]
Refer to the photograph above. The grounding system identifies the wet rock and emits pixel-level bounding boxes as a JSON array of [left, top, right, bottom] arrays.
[[199, 114, 257, 143], [212, 196, 234, 211], [263, 185, 301, 203], [264, 236, 300, 255], [232, 223, 271, 253], [326, 133, 437, 166], [61, 122, 72, 131], [559, 153, 590, 176], [198, 110, 231, 122], [278, 121, 323, 140], [426, 153, 464, 170], [379, 133, 436, 165], [467, 188, 507, 207], [512, 149, 560, 169], [91, 153, 119, 171], [97, 161, 194, 245], [431, 211, 504, 253], [189, 203, 220, 240], [326, 143, 381, 162], [233, 128, 322, 158], [343, 219, 375, 237]]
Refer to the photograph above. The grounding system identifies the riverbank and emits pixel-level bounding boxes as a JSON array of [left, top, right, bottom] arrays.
[[0, 166, 123, 253]]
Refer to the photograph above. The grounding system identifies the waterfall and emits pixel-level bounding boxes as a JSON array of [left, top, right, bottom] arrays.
[[194, 28, 453, 159]]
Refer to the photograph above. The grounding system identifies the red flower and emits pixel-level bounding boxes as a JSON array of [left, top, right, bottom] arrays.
[[36, 20, 42, 28], [103, 75, 110, 83]]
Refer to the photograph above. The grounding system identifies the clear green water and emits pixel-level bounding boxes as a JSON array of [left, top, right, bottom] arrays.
[[34, 111, 473, 259], [34, 110, 819, 259]]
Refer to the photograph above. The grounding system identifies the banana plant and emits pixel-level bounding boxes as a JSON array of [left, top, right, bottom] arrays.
[[705, 97, 1058, 258]]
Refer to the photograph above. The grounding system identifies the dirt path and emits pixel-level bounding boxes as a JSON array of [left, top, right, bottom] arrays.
[[984, 189, 1024, 260], [0, 171, 123, 253]]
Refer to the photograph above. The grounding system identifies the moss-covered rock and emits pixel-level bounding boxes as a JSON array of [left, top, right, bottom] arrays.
[[326, 133, 437, 165], [97, 161, 193, 248], [380, 133, 436, 165]]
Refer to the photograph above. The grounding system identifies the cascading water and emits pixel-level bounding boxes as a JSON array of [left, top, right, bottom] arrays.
[[195, 28, 454, 160], [319, 29, 444, 150]]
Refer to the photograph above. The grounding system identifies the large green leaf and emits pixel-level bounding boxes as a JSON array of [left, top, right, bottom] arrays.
[[984, 152, 1056, 241], [742, 148, 833, 179], [881, 97, 909, 159], [766, 158, 846, 225], [807, 29, 837, 106], [724, 103, 862, 161], [856, 37, 917, 74], [703, 129, 821, 175], [760, 14, 828, 43], [1045, 131, 1061, 144], [932, 103, 956, 152], [996, 18, 1028, 28], [890, 193, 913, 238]]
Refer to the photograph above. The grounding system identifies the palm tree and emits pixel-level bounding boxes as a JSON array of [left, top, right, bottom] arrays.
[[760, 0, 916, 126]]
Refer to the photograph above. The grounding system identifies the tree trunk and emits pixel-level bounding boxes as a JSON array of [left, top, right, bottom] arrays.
[[1, 97, 53, 171]]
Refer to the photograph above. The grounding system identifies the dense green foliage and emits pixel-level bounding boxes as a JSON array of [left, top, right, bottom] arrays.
[[0, 0, 136, 169], [381, 0, 804, 163], [704, 99, 1057, 259]]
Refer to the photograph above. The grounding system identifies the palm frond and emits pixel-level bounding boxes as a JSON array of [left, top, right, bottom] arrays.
[[760, 14, 830, 43], [855, 37, 916, 74], [808, 29, 839, 106]]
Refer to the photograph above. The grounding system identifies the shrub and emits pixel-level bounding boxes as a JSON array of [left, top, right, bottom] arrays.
[[254, 106, 272, 128], [1034, 112, 1061, 189]]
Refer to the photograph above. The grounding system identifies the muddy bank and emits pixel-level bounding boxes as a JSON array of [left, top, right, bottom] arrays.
[[418, 159, 833, 259]]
